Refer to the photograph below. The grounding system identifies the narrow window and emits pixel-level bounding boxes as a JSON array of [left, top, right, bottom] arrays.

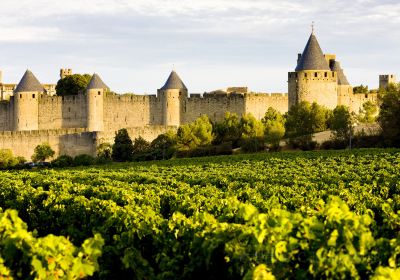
[[324, 72, 327, 77], [365, 94, 368, 98], [304, 73, 307, 78], [314, 72, 318, 78], [32, 94, 35, 98], [98, 91, 101, 95], [20, 94, 22, 98], [68, 107, 71, 112], [332, 72, 335, 77]]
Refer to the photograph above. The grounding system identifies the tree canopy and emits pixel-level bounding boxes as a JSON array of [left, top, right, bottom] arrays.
[[378, 87, 400, 147], [112, 129, 134, 161], [31, 143, 55, 163], [56, 74, 91, 96]]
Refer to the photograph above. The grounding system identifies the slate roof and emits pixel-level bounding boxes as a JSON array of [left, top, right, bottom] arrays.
[[87, 73, 109, 90], [160, 71, 187, 90], [330, 61, 350, 85], [295, 33, 330, 71], [14, 70, 44, 93]]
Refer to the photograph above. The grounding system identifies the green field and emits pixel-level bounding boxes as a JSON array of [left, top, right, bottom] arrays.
[[0, 149, 400, 279]]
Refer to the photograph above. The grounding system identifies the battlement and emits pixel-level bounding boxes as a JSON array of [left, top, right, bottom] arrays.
[[0, 128, 87, 137]]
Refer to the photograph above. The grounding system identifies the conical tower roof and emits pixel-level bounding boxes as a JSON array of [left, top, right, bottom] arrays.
[[330, 61, 350, 85], [14, 70, 44, 93], [160, 71, 187, 90], [295, 33, 330, 71], [87, 73, 109, 90]]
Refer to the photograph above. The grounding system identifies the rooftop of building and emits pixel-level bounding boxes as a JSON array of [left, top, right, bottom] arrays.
[[160, 71, 187, 90], [14, 70, 44, 93], [295, 32, 331, 72]]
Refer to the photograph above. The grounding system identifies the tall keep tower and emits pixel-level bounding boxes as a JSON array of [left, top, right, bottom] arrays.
[[158, 71, 188, 126], [379, 74, 397, 89], [86, 73, 108, 132], [288, 31, 338, 109], [13, 70, 44, 131]]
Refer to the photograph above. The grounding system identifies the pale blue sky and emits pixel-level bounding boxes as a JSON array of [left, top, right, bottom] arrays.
[[1, 0, 399, 94]]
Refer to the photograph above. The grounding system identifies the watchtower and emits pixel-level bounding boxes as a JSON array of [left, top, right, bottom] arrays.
[[288, 31, 338, 109], [60, 68, 73, 79], [13, 70, 44, 131], [158, 71, 187, 126], [86, 73, 108, 131], [379, 74, 397, 89]]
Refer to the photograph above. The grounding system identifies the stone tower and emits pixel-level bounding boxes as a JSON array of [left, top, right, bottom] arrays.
[[13, 70, 44, 131], [330, 60, 353, 106], [86, 73, 108, 132], [379, 74, 397, 89], [60, 68, 73, 79], [158, 71, 188, 126], [288, 32, 338, 109]]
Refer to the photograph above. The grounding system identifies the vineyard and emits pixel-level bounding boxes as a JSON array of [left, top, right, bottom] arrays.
[[0, 149, 400, 279]]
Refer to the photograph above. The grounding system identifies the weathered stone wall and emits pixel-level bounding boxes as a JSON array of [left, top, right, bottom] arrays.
[[0, 128, 94, 160], [244, 93, 288, 119], [182, 93, 246, 123], [103, 94, 163, 131], [348, 92, 378, 113], [289, 70, 338, 109], [0, 101, 12, 131], [95, 125, 176, 148], [38, 95, 87, 130]]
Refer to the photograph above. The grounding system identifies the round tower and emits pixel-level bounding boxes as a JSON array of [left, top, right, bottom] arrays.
[[86, 73, 108, 132], [158, 71, 187, 126], [13, 70, 43, 131], [288, 32, 338, 110]]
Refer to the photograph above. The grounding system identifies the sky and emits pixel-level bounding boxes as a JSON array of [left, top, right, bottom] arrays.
[[1, 0, 400, 94]]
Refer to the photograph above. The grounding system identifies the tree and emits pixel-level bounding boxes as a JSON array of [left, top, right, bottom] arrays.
[[97, 143, 112, 159], [358, 101, 378, 123], [176, 115, 213, 151], [262, 108, 285, 150], [240, 113, 264, 139], [353, 84, 369, 94], [150, 131, 176, 160], [265, 121, 285, 150], [330, 106, 352, 140], [262, 107, 285, 125], [378, 88, 400, 147], [239, 113, 265, 152], [112, 129, 134, 161], [31, 143, 55, 163], [213, 112, 241, 146], [0, 149, 19, 168], [55, 74, 91, 96], [133, 136, 151, 155], [285, 101, 330, 138]]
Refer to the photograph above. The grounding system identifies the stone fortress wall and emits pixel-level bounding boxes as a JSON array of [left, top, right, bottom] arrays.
[[0, 31, 395, 160]]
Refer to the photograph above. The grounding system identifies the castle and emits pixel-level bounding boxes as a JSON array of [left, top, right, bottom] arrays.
[[0, 31, 392, 159]]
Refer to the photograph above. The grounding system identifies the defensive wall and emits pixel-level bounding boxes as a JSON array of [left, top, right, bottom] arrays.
[[0, 128, 93, 160]]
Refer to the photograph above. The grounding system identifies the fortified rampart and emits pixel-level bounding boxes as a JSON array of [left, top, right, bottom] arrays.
[[0, 29, 392, 159]]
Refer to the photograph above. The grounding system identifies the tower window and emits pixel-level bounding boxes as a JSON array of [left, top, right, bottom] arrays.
[[324, 72, 327, 77], [304, 73, 307, 78], [314, 73, 318, 78], [32, 94, 35, 98], [20, 94, 22, 98], [98, 91, 101, 95], [332, 72, 335, 77], [365, 94, 368, 98]]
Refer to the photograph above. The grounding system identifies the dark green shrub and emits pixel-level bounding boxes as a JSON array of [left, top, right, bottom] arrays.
[[112, 129, 134, 162], [51, 155, 74, 167], [73, 154, 95, 166]]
